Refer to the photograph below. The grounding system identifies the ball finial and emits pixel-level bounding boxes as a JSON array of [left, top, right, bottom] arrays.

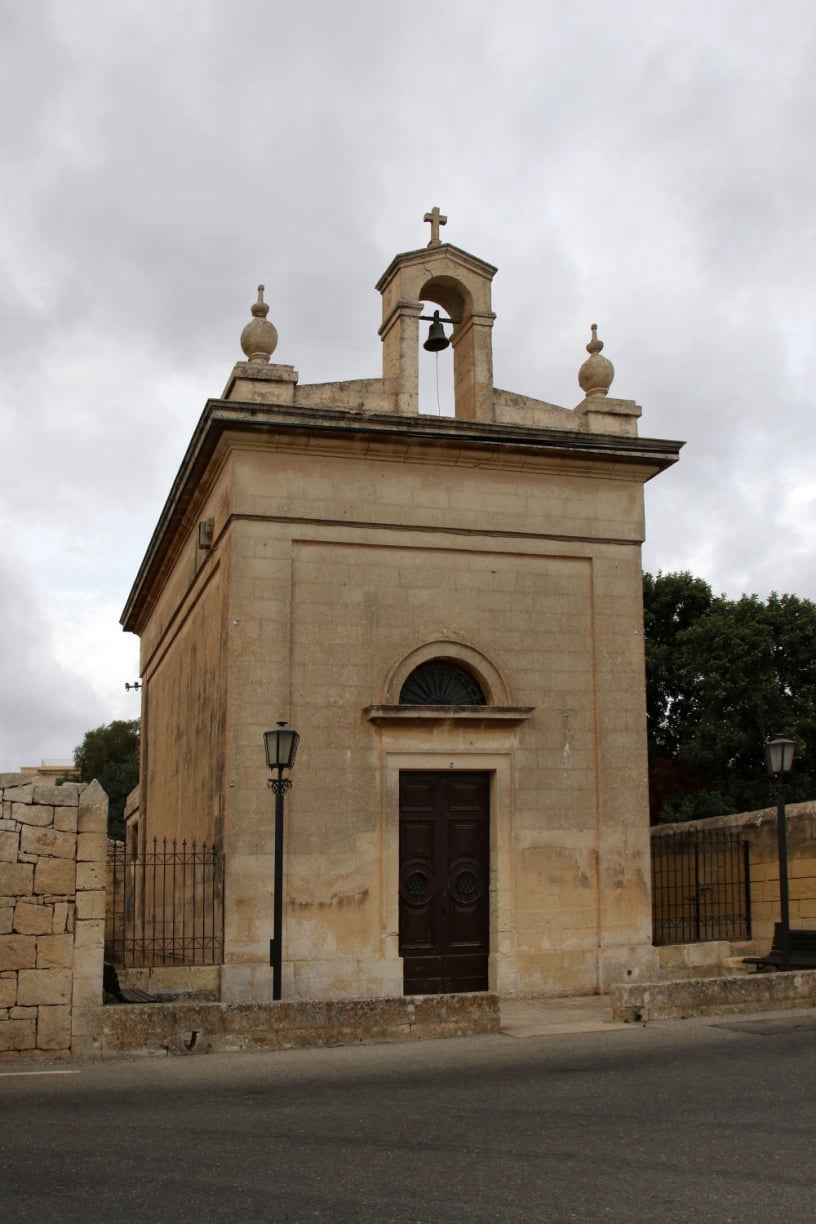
[[578, 324, 614, 398], [241, 284, 278, 363]]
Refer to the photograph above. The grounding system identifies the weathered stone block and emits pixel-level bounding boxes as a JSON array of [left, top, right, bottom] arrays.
[[20, 826, 75, 860], [76, 832, 107, 862], [73, 917, 104, 948], [147, 966, 193, 991], [72, 942, 103, 980], [0, 861, 34, 897], [75, 890, 105, 921], [189, 965, 221, 993], [34, 784, 80, 808], [78, 780, 108, 834], [37, 933, 73, 969], [17, 968, 72, 1005], [0, 1018, 36, 1051], [6, 787, 36, 805], [0, 935, 36, 970], [72, 974, 102, 1010], [37, 1005, 72, 1050], [53, 807, 79, 833], [34, 857, 76, 896], [115, 967, 149, 992], [0, 773, 34, 789], [10, 1005, 37, 1019], [0, 830, 19, 862], [76, 861, 104, 891], [0, 906, 12, 934], [71, 1033, 102, 1056], [0, 975, 16, 1006], [52, 902, 70, 933], [13, 902, 54, 935], [13, 802, 53, 827]]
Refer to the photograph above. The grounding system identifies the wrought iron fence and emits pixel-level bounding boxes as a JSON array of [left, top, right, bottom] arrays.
[[106, 837, 224, 966], [651, 827, 751, 946]]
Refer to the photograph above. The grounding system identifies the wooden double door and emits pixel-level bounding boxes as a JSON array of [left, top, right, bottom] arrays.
[[399, 772, 490, 995]]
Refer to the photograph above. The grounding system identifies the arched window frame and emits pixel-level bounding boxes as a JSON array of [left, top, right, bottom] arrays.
[[363, 639, 534, 727], [399, 659, 486, 706]]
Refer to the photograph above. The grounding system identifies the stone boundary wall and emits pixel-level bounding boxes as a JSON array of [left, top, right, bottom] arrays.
[[99, 992, 499, 1056], [0, 774, 107, 1058], [611, 968, 816, 1023], [651, 801, 816, 977]]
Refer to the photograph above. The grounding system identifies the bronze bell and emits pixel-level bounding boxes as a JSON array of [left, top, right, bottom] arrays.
[[423, 310, 450, 352]]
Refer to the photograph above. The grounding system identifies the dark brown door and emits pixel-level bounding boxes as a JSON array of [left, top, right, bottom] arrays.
[[399, 772, 489, 995]]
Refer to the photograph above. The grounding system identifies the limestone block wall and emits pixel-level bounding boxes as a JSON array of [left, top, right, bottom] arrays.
[[739, 801, 816, 936], [651, 801, 816, 966], [0, 774, 107, 1058]]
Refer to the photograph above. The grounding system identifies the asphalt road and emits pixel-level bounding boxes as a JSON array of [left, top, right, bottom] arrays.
[[3, 1011, 816, 1223]]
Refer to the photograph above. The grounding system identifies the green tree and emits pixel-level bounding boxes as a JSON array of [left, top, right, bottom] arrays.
[[73, 719, 140, 838], [643, 574, 816, 822]]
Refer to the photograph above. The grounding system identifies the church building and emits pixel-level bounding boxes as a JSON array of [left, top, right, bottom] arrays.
[[121, 212, 682, 1004]]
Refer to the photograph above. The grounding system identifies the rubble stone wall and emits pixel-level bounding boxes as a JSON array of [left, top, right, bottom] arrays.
[[100, 991, 500, 1056], [0, 774, 107, 1058], [611, 968, 816, 1023]]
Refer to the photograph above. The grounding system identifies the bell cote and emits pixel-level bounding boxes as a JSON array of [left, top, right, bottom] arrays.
[[375, 209, 497, 421]]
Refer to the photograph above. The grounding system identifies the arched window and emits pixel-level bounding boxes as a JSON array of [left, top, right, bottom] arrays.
[[399, 660, 486, 706]]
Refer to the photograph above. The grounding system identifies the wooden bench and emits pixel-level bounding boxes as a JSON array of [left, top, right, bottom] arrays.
[[743, 924, 816, 971]]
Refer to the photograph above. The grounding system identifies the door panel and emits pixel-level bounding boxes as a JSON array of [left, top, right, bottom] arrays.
[[399, 772, 489, 995]]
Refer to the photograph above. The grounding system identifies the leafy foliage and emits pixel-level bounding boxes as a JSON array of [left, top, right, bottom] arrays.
[[643, 573, 816, 822], [73, 719, 140, 838]]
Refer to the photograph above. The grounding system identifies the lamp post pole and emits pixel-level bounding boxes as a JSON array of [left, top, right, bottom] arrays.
[[264, 722, 299, 1001], [774, 772, 791, 972], [765, 735, 796, 973], [269, 768, 290, 1000]]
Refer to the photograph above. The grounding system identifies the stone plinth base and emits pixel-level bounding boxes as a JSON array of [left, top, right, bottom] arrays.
[[97, 992, 499, 1056]]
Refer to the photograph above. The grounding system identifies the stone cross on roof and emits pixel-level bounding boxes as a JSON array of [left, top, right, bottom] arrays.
[[423, 206, 447, 247]]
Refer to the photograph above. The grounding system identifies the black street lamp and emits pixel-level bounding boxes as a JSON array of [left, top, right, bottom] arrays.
[[264, 721, 300, 1000], [765, 735, 796, 972]]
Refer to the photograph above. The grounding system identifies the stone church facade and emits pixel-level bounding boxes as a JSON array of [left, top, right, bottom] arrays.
[[121, 214, 681, 1004]]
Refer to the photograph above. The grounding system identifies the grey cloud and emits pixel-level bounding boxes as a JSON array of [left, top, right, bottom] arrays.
[[3, 0, 816, 762]]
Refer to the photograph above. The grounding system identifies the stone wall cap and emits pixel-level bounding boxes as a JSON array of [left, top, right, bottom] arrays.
[[651, 799, 816, 836], [0, 773, 35, 789], [575, 396, 642, 418], [33, 783, 81, 806]]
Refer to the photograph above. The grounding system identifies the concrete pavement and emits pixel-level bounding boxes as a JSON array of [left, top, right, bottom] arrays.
[[500, 992, 816, 1037], [500, 993, 629, 1036]]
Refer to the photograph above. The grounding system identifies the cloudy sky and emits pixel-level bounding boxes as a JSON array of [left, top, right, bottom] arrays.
[[2, 0, 815, 767]]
